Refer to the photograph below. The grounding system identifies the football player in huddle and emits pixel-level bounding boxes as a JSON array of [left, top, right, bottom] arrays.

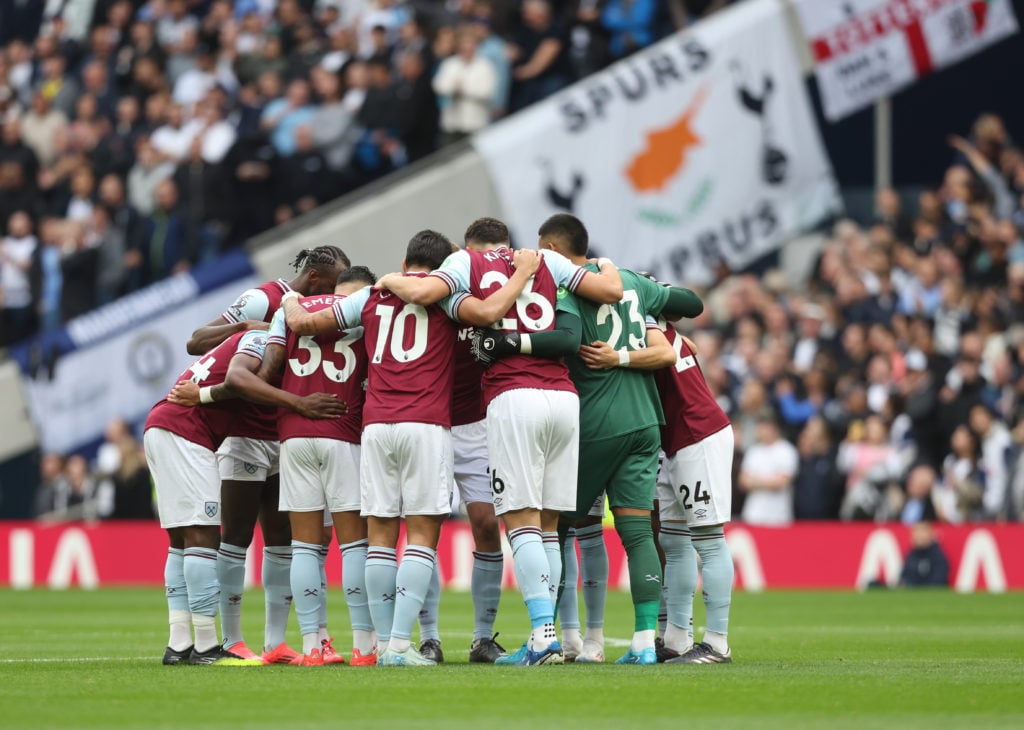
[[652, 327, 735, 664], [376, 218, 623, 665], [511, 214, 704, 665], [148, 328, 343, 665], [283, 230, 542, 665]]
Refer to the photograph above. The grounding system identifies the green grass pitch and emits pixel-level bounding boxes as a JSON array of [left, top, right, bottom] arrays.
[[1, 588, 1022, 729]]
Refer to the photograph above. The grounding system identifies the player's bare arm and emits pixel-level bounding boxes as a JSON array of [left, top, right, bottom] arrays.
[[281, 292, 340, 336], [574, 258, 624, 304], [257, 342, 287, 380], [169, 341, 289, 406], [579, 327, 676, 371], [186, 317, 268, 355], [457, 249, 542, 326], [375, 272, 451, 306]]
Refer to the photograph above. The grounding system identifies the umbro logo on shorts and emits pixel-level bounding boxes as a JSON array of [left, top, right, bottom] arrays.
[[695, 509, 708, 519], [205, 502, 218, 518], [244, 462, 258, 474]]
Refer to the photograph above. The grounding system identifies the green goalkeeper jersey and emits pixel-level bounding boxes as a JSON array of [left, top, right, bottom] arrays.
[[564, 266, 671, 442]]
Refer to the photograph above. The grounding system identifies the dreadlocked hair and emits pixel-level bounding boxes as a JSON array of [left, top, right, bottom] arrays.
[[290, 245, 351, 272]]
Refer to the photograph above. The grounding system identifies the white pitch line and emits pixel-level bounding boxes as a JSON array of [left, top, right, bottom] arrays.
[[0, 656, 151, 664]]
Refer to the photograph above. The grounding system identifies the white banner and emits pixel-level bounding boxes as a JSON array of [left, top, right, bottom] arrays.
[[22, 277, 258, 454], [473, 0, 839, 287], [793, 0, 1019, 121]]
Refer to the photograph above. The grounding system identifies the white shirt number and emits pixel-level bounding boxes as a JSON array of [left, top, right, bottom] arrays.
[[596, 290, 647, 352], [289, 330, 361, 382], [188, 355, 216, 383], [372, 304, 429, 363], [479, 271, 555, 332]]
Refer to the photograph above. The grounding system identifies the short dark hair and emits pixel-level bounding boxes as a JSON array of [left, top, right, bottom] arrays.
[[405, 229, 453, 271], [336, 265, 376, 287], [464, 216, 509, 246], [538, 213, 588, 256], [291, 245, 351, 272]]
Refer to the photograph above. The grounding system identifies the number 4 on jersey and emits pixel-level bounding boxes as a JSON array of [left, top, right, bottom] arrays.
[[188, 355, 216, 383]]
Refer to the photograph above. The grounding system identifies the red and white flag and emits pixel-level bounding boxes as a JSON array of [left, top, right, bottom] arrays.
[[793, 0, 1019, 121]]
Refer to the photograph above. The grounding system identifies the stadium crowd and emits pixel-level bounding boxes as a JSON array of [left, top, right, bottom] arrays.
[[0, 1, 1020, 530], [0, 0, 726, 347], [689, 113, 1024, 526]]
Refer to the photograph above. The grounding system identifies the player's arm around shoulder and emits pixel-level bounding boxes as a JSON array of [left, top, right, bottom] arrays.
[[187, 287, 271, 355], [283, 288, 358, 335], [542, 249, 623, 304], [224, 333, 346, 418], [578, 320, 676, 371], [377, 249, 471, 306]]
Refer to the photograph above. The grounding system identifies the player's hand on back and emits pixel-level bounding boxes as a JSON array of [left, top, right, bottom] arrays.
[[470, 328, 521, 366], [513, 248, 541, 277], [578, 340, 618, 370], [245, 320, 270, 331], [168, 380, 200, 406], [374, 273, 402, 291], [295, 393, 348, 419]]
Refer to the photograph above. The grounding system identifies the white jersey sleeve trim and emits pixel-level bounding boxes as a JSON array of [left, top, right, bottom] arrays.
[[430, 249, 472, 295], [540, 249, 586, 292], [236, 331, 269, 360], [333, 286, 371, 330], [267, 310, 287, 346], [222, 288, 271, 324]]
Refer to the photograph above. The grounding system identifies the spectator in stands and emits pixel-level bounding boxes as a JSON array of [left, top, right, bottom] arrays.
[[1, 210, 38, 345], [20, 92, 66, 168], [392, 50, 439, 162], [837, 415, 901, 521], [90, 204, 127, 306], [601, 0, 657, 60], [794, 416, 840, 519], [33, 453, 67, 518], [901, 464, 940, 524], [29, 218, 65, 333], [261, 77, 316, 157], [509, 0, 574, 112], [353, 56, 403, 181], [59, 222, 99, 323], [127, 137, 175, 217], [433, 26, 498, 146], [738, 415, 798, 526], [278, 125, 332, 224], [969, 403, 1012, 519], [38, 454, 97, 523], [223, 132, 278, 245], [468, 1, 511, 117], [173, 136, 228, 265], [901, 349, 944, 469], [937, 424, 986, 523], [899, 522, 950, 587], [139, 178, 188, 285], [309, 65, 360, 177], [94, 418, 154, 520]]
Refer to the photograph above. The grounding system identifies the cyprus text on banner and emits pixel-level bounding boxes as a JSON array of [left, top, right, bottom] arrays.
[[793, 0, 1020, 122], [473, 0, 840, 287]]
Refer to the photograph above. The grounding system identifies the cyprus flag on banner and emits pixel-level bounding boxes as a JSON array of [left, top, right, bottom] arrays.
[[473, 0, 840, 287]]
